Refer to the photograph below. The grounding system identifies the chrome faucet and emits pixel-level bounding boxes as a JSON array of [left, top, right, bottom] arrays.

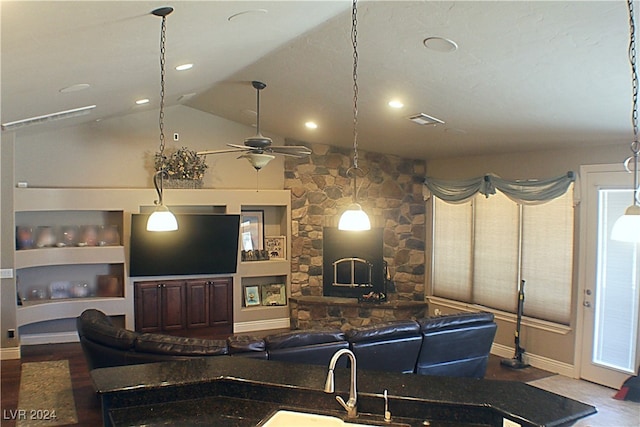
[[324, 348, 358, 418]]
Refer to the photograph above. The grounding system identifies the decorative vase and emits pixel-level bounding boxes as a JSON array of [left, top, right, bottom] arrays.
[[164, 179, 203, 189]]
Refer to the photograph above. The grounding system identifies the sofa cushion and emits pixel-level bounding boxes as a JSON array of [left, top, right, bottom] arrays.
[[345, 320, 420, 343], [135, 333, 229, 356], [77, 309, 138, 350], [264, 329, 346, 350]]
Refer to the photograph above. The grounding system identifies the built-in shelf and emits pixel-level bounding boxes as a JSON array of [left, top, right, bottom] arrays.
[[15, 246, 125, 269], [239, 259, 290, 277], [16, 297, 126, 327]]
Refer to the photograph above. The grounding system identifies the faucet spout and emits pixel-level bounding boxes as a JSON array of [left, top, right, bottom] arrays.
[[324, 348, 358, 418]]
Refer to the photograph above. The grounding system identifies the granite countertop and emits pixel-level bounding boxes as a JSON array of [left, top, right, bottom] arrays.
[[91, 356, 596, 427]]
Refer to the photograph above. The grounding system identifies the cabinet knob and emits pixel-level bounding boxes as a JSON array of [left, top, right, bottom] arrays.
[[157, 284, 161, 288]]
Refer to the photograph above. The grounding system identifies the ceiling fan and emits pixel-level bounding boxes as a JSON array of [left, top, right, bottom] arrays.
[[197, 81, 312, 170]]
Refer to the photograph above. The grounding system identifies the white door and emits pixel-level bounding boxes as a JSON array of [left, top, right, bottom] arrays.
[[579, 164, 640, 389]]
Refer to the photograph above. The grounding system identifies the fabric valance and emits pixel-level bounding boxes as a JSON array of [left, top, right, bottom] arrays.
[[423, 171, 575, 205]]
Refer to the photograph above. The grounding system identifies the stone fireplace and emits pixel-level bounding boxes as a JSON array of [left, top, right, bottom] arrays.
[[285, 141, 427, 302]]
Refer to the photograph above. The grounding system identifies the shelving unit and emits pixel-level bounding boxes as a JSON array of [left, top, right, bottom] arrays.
[[14, 200, 128, 345], [12, 187, 292, 344]]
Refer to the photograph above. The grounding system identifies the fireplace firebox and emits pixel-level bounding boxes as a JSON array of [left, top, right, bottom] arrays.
[[323, 227, 385, 298]]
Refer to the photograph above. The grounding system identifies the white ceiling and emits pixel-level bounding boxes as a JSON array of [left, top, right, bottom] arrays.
[[1, 1, 635, 160]]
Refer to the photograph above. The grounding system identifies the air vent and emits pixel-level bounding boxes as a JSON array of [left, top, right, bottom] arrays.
[[407, 113, 444, 126], [1, 105, 96, 131]]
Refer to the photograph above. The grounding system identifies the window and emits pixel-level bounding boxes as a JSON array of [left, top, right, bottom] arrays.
[[432, 190, 574, 325]]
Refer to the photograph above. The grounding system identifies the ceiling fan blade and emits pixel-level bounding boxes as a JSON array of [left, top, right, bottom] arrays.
[[227, 143, 253, 150], [270, 145, 312, 156], [196, 147, 250, 155]]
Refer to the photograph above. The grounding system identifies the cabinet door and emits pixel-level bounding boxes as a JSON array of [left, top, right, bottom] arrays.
[[161, 281, 186, 331], [135, 282, 163, 333], [186, 280, 209, 329], [209, 278, 233, 327]]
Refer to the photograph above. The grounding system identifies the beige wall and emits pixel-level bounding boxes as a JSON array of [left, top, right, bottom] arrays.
[[13, 105, 284, 189], [1, 133, 19, 351], [425, 144, 629, 367]]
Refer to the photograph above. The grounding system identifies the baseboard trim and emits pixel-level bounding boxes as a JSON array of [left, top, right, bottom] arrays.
[[491, 343, 574, 377], [0, 346, 21, 360], [20, 332, 80, 346], [234, 318, 290, 333]]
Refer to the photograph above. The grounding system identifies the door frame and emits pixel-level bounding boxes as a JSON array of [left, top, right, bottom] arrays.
[[576, 163, 640, 387]]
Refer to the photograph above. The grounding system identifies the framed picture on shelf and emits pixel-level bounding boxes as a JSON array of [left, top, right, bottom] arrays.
[[265, 236, 286, 260], [261, 284, 286, 306], [244, 285, 261, 307], [240, 210, 264, 252]]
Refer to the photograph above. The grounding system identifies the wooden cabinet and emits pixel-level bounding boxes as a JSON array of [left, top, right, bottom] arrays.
[[135, 278, 232, 334], [208, 278, 233, 328], [134, 281, 186, 333]]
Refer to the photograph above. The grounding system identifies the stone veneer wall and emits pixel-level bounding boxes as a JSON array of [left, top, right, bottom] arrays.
[[284, 141, 426, 302]]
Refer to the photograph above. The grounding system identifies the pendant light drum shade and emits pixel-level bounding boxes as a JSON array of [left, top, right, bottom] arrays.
[[338, 203, 371, 231], [147, 204, 178, 232], [612, 204, 640, 242]]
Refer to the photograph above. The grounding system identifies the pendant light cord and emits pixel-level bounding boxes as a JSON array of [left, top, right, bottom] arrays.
[[352, 0, 359, 171], [348, 0, 365, 204], [159, 13, 167, 158], [153, 8, 172, 206], [628, 0, 640, 206]]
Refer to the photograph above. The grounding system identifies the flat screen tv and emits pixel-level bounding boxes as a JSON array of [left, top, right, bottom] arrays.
[[129, 213, 240, 277]]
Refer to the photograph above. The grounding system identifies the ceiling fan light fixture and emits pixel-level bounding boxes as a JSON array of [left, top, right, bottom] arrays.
[[242, 152, 275, 170]]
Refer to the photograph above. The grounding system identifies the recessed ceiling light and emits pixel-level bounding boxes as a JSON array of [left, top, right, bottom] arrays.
[[59, 83, 91, 93], [136, 99, 150, 105], [408, 113, 444, 126], [423, 36, 458, 53], [305, 121, 318, 129], [175, 63, 193, 71], [388, 100, 404, 109]]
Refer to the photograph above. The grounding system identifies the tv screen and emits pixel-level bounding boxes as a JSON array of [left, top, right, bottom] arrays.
[[129, 214, 240, 277]]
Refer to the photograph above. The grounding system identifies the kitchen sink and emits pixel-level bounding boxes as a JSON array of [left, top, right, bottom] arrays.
[[260, 410, 380, 427]]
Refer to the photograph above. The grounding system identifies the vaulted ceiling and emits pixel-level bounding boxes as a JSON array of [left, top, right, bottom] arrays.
[[1, 1, 633, 160]]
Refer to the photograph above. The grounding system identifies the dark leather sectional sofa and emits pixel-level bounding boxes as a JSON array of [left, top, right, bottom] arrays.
[[77, 308, 497, 378]]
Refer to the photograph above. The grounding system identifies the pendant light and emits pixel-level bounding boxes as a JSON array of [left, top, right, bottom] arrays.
[[612, 0, 640, 242], [147, 6, 178, 232], [338, 0, 371, 231]]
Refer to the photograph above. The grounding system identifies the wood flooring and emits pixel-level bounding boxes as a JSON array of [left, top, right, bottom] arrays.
[[1, 341, 554, 427]]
